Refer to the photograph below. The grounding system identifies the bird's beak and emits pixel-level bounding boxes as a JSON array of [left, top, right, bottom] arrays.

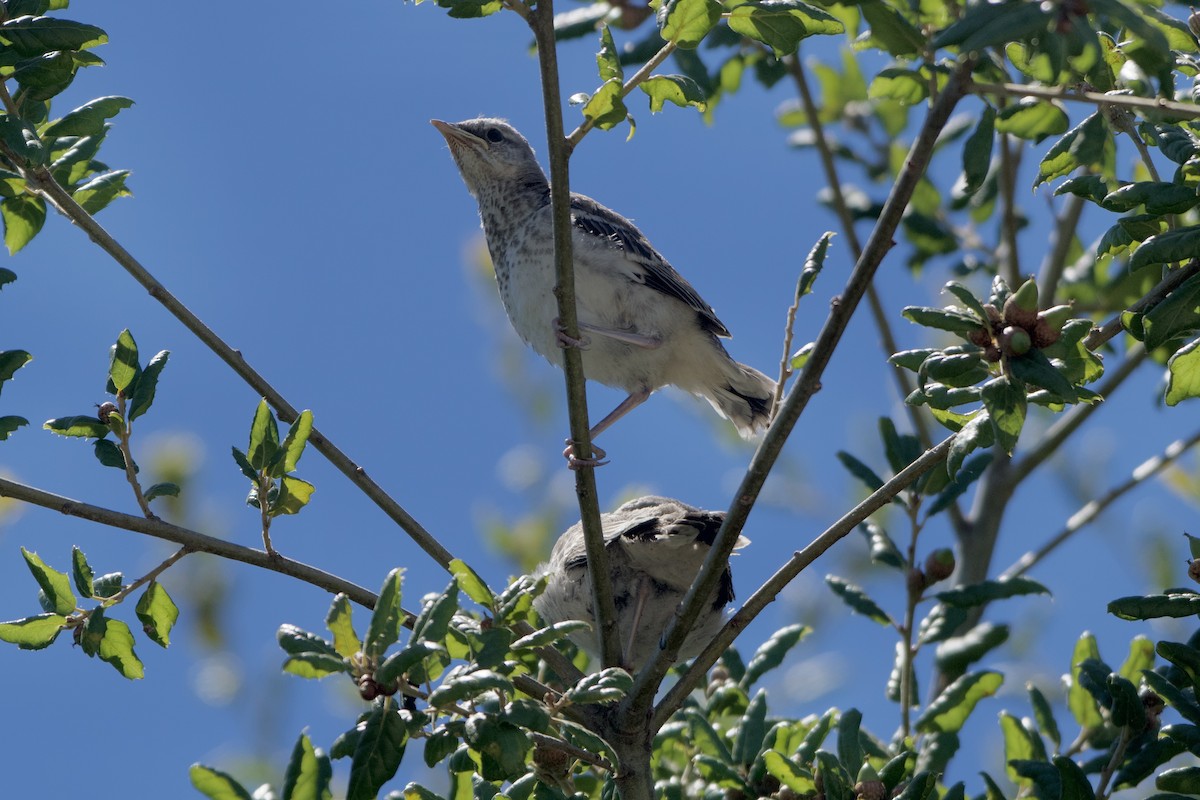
[[430, 119, 488, 151]]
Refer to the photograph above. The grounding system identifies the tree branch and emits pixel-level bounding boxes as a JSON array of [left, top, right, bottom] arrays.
[[1002, 427, 1200, 580], [0, 476, 380, 610], [969, 81, 1200, 121], [526, 3, 621, 670], [565, 40, 678, 148], [653, 434, 956, 728], [23, 168, 458, 573], [627, 59, 977, 719]]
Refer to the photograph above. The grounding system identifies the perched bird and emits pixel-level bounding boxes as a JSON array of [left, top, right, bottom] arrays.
[[432, 118, 775, 464], [533, 495, 747, 670]]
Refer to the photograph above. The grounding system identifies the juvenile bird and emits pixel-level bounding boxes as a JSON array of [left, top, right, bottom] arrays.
[[432, 118, 775, 465], [533, 495, 747, 670]]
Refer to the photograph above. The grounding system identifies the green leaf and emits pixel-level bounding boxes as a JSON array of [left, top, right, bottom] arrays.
[[43, 95, 133, 137], [511, 620, 591, 650], [91, 571, 124, 599], [0, 414, 28, 440], [282, 732, 333, 800], [915, 671, 1003, 733], [365, 568, 404, 661], [932, 0, 1050, 51], [1167, 338, 1200, 405], [0, 349, 31, 396], [860, 0, 924, 57], [1104, 182, 1200, 216], [376, 641, 443, 686], [1068, 632, 1103, 730], [659, 0, 723, 48], [836, 450, 885, 492], [1119, 634, 1156, 682], [108, 329, 139, 393], [2, 194, 46, 253], [935, 622, 1009, 675], [935, 577, 1049, 608], [1158, 767, 1200, 795], [825, 575, 892, 625], [0, 612, 65, 649], [88, 612, 144, 679], [71, 168, 131, 214], [762, 751, 815, 792], [994, 99, 1068, 142], [596, 24, 622, 83], [1008, 348, 1077, 403], [464, 714, 531, 782], [880, 416, 922, 475], [412, 580, 458, 644], [21, 547, 75, 614], [346, 704, 408, 800], [127, 349, 168, 421], [189, 764, 254, 800], [135, 580, 178, 648], [283, 652, 350, 679], [93, 438, 127, 470], [1036, 112, 1109, 186], [581, 78, 628, 131], [144, 482, 179, 502], [733, 689, 768, 768], [449, 558, 494, 607], [247, 399, 279, 471], [1132, 227, 1200, 273], [271, 475, 314, 516], [726, 0, 844, 57], [742, 623, 810, 689], [71, 546, 94, 598], [0, 16, 107, 55], [231, 447, 256, 481], [859, 520, 905, 569], [980, 376, 1025, 455], [902, 305, 984, 334], [1143, 272, 1200, 350], [428, 669, 514, 707], [273, 409, 312, 475], [1108, 592, 1200, 621], [325, 593, 361, 659], [961, 106, 995, 195], [836, 708, 864, 777], [278, 623, 342, 659], [868, 68, 928, 105], [1158, 641, 1200, 694], [640, 74, 707, 113], [432, 0, 503, 18], [565, 666, 633, 704], [1107, 673, 1142, 728]]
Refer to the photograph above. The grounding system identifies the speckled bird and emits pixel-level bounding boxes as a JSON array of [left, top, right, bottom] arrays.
[[432, 118, 775, 464], [533, 495, 747, 670]]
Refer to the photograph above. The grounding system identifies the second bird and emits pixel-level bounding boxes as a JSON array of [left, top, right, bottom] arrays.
[[432, 118, 775, 463]]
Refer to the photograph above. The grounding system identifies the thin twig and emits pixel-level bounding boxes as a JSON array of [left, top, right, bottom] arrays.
[[1096, 726, 1134, 800], [526, 2, 621, 669], [112, 392, 155, 518], [998, 131, 1022, 289], [101, 545, 192, 608], [21, 168, 457, 572], [1002, 428, 1200, 580], [969, 81, 1200, 121], [1037, 193, 1085, 305], [653, 435, 956, 728], [0, 476, 381, 610], [772, 270, 807, 415], [565, 40, 678, 148], [1085, 259, 1200, 351], [629, 60, 977, 721]]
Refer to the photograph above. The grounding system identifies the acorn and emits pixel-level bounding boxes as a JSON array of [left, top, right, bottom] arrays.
[[1031, 304, 1073, 348], [907, 567, 927, 596], [357, 674, 380, 701], [1188, 558, 1200, 584], [999, 325, 1032, 357], [855, 781, 887, 800], [1003, 278, 1039, 331], [967, 327, 992, 348], [97, 401, 118, 422]]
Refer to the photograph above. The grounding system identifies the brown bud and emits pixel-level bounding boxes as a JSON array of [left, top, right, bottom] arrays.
[[1003, 279, 1040, 330], [1030, 318, 1062, 349], [357, 674, 380, 701], [1189, 558, 1200, 584], [967, 327, 992, 348], [983, 345, 1002, 363], [907, 568, 927, 596], [924, 549, 956, 584], [1190, 6, 1200, 39], [856, 781, 888, 800], [97, 402, 118, 422], [983, 303, 1003, 327], [1142, 690, 1165, 734]]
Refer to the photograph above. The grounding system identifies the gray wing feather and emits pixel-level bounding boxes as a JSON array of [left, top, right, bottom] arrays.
[[570, 193, 731, 338]]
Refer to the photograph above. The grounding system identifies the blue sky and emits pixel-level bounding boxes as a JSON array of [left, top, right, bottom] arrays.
[[0, 2, 1197, 797]]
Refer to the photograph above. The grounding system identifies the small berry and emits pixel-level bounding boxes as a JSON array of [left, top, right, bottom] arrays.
[[924, 549, 956, 584]]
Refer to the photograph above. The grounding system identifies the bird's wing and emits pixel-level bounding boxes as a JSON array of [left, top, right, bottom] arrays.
[[569, 193, 732, 338]]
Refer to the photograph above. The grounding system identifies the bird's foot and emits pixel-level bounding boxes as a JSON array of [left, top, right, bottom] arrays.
[[563, 438, 609, 470], [553, 318, 591, 350]]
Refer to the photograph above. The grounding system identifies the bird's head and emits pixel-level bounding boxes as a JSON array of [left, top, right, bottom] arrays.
[[430, 117, 547, 197]]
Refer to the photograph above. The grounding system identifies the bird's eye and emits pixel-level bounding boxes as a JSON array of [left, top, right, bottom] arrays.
[[486, 128, 504, 143]]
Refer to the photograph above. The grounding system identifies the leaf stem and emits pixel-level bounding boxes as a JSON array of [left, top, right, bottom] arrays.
[[969, 81, 1200, 121], [565, 40, 678, 147], [102, 544, 191, 608], [112, 393, 155, 518]]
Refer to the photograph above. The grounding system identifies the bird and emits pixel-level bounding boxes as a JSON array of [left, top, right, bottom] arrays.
[[431, 117, 775, 466], [532, 495, 748, 670]]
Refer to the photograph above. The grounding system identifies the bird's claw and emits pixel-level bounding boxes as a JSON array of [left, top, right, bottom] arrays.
[[553, 318, 591, 350], [563, 438, 609, 469]]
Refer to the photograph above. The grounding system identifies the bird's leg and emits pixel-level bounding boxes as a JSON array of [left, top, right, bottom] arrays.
[[553, 318, 591, 350], [563, 388, 650, 469], [577, 322, 662, 349], [625, 575, 653, 670]]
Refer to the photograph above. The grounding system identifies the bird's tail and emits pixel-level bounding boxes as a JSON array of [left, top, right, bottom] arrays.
[[702, 359, 775, 437]]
